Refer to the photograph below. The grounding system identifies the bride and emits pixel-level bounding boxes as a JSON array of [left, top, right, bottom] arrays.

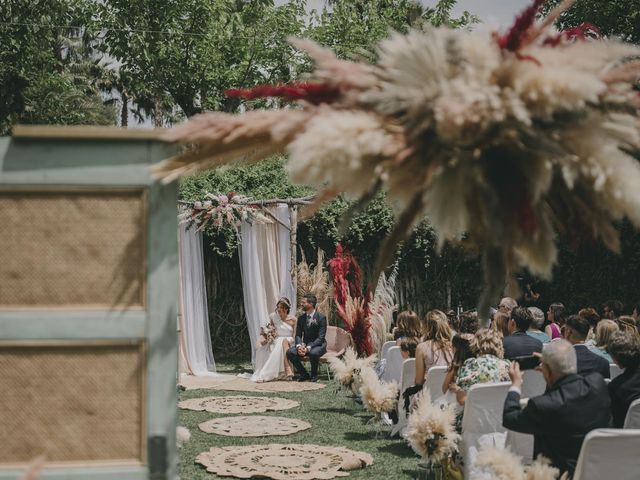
[[251, 297, 296, 382]]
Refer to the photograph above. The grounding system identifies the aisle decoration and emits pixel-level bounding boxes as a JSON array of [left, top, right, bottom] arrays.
[[327, 346, 377, 395], [405, 392, 460, 476], [155, 0, 640, 319], [297, 249, 332, 316], [359, 366, 399, 436], [329, 244, 373, 355], [369, 266, 398, 355], [196, 443, 373, 480], [472, 445, 559, 480], [178, 395, 299, 414], [199, 415, 311, 437], [179, 192, 272, 232]]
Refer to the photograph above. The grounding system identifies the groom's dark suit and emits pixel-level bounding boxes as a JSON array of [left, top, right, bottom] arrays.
[[286, 310, 327, 380]]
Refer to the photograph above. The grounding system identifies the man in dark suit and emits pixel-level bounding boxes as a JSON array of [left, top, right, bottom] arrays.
[[503, 306, 543, 367], [607, 331, 640, 427], [503, 340, 611, 476], [287, 293, 327, 382], [564, 314, 610, 378]]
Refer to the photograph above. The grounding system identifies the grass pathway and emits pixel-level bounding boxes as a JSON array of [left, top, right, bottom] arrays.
[[178, 361, 422, 479]]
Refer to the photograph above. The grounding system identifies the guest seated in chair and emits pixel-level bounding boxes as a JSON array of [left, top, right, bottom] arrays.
[[402, 310, 454, 409], [564, 315, 610, 378], [527, 307, 550, 343], [503, 340, 610, 477], [449, 328, 510, 407], [607, 331, 640, 427], [503, 307, 543, 365], [286, 293, 327, 382]]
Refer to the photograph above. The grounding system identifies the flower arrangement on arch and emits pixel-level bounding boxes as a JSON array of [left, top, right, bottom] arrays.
[[157, 0, 640, 319], [179, 192, 272, 232]]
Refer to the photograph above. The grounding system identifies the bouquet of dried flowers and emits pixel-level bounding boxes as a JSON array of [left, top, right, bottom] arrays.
[[179, 192, 272, 232], [157, 0, 640, 320]]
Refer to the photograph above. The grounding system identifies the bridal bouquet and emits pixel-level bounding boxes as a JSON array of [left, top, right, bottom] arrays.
[[259, 321, 278, 348], [156, 0, 640, 317]]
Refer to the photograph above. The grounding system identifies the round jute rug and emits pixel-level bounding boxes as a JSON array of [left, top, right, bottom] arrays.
[[179, 376, 326, 392], [199, 415, 311, 437], [196, 444, 373, 480], [178, 395, 298, 414]]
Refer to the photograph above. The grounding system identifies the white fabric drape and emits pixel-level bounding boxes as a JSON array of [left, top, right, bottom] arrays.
[[239, 204, 295, 364], [178, 223, 217, 376]]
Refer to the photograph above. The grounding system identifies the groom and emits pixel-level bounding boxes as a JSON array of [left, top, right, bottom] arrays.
[[287, 293, 327, 382]]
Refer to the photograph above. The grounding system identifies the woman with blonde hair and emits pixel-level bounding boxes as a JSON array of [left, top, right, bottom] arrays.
[[618, 316, 638, 336], [449, 328, 510, 406], [414, 310, 454, 385], [393, 310, 422, 345], [587, 319, 618, 362], [492, 311, 510, 338]]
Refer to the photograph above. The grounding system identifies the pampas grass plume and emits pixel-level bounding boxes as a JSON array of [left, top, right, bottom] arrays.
[[176, 426, 191, 448], [359, 366, 399, 415]]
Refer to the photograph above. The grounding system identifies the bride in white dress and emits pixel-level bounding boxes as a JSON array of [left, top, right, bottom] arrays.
[[251, 298, 296, 382]]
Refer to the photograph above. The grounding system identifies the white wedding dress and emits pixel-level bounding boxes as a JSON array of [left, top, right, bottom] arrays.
[[251, 312, 294, 382]]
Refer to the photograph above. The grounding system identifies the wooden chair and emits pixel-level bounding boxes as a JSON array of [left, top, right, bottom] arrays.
[[302, 325, 352, 379]]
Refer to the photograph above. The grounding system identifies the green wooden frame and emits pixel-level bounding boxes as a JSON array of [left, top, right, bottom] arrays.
[[0, 126, 179, 480]]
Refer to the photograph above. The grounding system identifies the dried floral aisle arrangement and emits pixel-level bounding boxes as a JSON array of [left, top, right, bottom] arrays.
[[329, 244, 374, 355], [156, 0, 640, 321]]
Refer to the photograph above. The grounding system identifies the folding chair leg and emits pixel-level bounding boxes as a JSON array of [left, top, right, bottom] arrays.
[[325, 363, 331, 381]]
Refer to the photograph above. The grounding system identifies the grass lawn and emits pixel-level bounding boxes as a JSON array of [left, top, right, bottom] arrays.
[[178, 360, 423, 479]]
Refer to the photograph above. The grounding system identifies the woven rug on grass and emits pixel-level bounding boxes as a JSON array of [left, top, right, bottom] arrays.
[[199, 415, 312, 437], [179, 396, 298, 414], [179, 375, 325, 393], [196, 444, 373, 479]]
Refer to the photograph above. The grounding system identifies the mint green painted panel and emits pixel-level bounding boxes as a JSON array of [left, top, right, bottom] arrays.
[[0, 311, 146, 339], [0, 132, 179, 479], [0, 137, 176, 186], [0, 466, 148, 480]]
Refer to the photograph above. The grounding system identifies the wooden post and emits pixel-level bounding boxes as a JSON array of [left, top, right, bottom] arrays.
[[289, 206, 298, 307]]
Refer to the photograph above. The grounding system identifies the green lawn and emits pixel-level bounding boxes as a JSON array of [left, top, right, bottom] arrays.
[[178, 361, 422, 479]]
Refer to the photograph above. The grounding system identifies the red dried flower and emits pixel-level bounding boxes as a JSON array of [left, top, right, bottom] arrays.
[[542, 23, 600, 47], [496, 0, 546, 52]]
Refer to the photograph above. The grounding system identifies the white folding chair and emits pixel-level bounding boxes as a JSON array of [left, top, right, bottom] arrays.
[[521, 369, 546, 399], [461, 382, 511, 479], [505, 429, 534, 465], [624, 398, 640, 429], [382, 346, 403, 383], [390, 358, 416, 437], [610, 364, 623, 379], [381, 341, 395, 361], [573, 428, 640, 480], [423, 365, 448, 399]]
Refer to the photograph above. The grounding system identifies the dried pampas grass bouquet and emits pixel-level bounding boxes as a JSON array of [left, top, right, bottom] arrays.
[[156, 0, 640, 321]]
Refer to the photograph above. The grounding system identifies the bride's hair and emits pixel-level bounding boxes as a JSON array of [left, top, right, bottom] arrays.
[[276, 297, 291, 313]]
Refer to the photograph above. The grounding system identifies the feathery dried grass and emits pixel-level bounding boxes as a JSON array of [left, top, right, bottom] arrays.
[[359, 366, 399, 415], [297, 249, 332, 317], [405, 391, 460, 463]]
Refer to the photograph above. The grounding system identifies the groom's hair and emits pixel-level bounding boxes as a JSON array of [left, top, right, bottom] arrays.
[[304, 293, 317, 307]]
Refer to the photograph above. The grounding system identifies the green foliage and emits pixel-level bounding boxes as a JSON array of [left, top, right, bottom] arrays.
[[537, 220, 640, 313], [544, 0, 640, 44], [309, 0, 478, 60], [97, 0, 308, 120], [179, 155, 313, 256], [0, 0, 116, 134]]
